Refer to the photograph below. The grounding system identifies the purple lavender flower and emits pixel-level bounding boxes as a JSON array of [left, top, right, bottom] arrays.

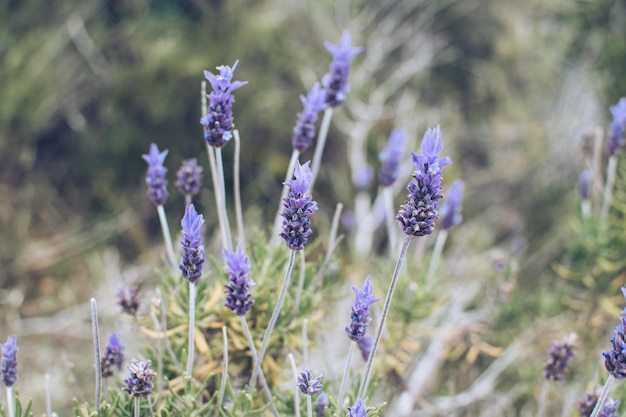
[[439, 179, 464, 230], [345, 276, 381, 342], [397, 125, 451, 237], [179, 204, 205, 285], [347, 397, 367, 417], [101, 333, 125, 378], [599, 399, 620, 417], [176, 158, 203, 197], [578, 388, 601, 417], [354, 165, 373, 191], [117, 285, 140, 316], [280, 160, 319, 250], [322, 31, 362, 107], [292, 82, 327, 151], [124, 360, 155, 398], [603, 288, 626, 379], [1, 335, 18, 387], [223, 244, 255, 316], [142, 143, 169, 206], [579, 170, 591, 201], [356, 333, 373, 361], [315, 392, 328, 417], [606, 98, 626, 156], [544, 333, 576, 381], [200, 61, 248, 148], [297, 369, 324, 396], [379, 128, 406, 187]]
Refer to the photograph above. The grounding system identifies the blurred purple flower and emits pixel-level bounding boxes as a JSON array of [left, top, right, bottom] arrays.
[[142, 143, 169, 206], [347, 397, 367, 417], [379, 128, 406, 187], [101, 333, 125, 377], [397, 125, 451, 237], [579, 170, 591, 201], [124, 359, 155, 398], [280, 161, 318, 250], [345, 276, 381, 342], [354, 165, 374, 191], [440, 179, 464, 230], [599, 399, 620, 417], [357, 333, 373, 361], [544, 333, 576, 381], [1, 335, 18, 387], [297, 369, 324, 396], [603, 288, 626, 379], [176, 158, 203, 197], [315, 392, 328, 417], [223, 244, 255, 316], [179, 204, 205, 285], [201, 61, 248, 148], [322, 31, 362, 107], [606, 97, 626, 156], [117, 285, 140, 316], [292, 83, 327, 151]]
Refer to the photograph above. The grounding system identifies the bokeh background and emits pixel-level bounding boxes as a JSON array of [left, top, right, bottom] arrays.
[[2, 0, 626, 415]]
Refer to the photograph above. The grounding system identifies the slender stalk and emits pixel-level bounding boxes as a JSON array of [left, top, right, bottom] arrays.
[[306, 396, 313, 417], [46, 373, 52, 417], [206, 143, 231, 251], [91, 298, 102, 416], [425, 230, 448, 284], [233, 130, 245, 247], [271, 150, 300, 246], [313, 203, 344, 287], [302, 319, 309, 368], [240, 316, 280, 417], [184, 194, 192, 207], [186, 282, 197, 378], [383, 187, 398, 255], [536, 380, 549, 417], [215, 147, 233, 251], [358, 235, 413, 399], [6, 387, 14, 417], [213, 326, 228, 417], [589, 375, 615, 417], [288, 353, 301, 417], [309, 107, 334, 192], [134, 397, 140, 417], [156, 205, 177, 269], [149, 310, 164, 406], [600, 155, 618, 232], [157, 288, 180, 366], [337, 341, 356, 409], [249, 250, 297, 391], [292, 250, 307, 316]]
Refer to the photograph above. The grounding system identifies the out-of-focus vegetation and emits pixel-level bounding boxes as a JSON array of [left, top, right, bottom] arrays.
[[2, 0, 626, 415]]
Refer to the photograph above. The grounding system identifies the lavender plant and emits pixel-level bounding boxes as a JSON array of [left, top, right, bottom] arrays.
[[2, 336, 18, 417]]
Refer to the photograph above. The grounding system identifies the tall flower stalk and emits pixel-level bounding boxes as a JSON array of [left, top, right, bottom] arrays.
[[600, 98, 626, 231], [90, 299, 102, 416], [297, 369, 324, 417], [2, 335, 18, 417], [537, 333, 576, 417], [250, 161, 318, 391], [379, 128, 406, 254], [124, 360, 155, 417], [143, 143, 177, 269], [179, 204, 205, 378], [358, 126, 450, 398], [176, 158, 203, 207]]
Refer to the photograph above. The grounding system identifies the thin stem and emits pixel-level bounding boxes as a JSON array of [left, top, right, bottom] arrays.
[[186, 282, 197, 378], [600, 155, 618, 233], [233, 130, 245, 247], [46, 373, 52, 417], [309, 107, 334, 192], [156, 205, 177, 269], [589, 375, 615, 417], [213, 326, 228, 417], [216, 148, 233, 251], [313, 203, 344, 287], [149, 310, 164, 407], [358, 235, 413, 399], [337, 341, 356, 410], [206, 144, 231, 252], [425, 230, 447, 284], [184, 194, 192, 207], [306, 396, 313, 417], [240, 316, 280, 417], [91, 298, 102, 416], [249, 250, 297, 391], [292, 250, 307, 316], [134, 397, 140, 417], [6, 387, 14, 417], [157, 288, 180, 367], [288, 353, 301, 417], [302, 319, 309, 368], [271, 150, 300, 246], [383, 187, 397, 255], [536, 380, 549, 417]]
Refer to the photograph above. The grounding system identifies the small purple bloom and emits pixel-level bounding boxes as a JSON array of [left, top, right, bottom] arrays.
[[397, 125, 451, 237], [297, 369, 324, 396], [176, 158, 203, 197], [440, 179, 464, 230], [354, 165, 374, 191], [379, 128, 406, 187], [142, 143, 169, 206], [345, 276, 381, 342], [280, 161, 319, 251], [356, 333, 373, 361], [315, 392, 328, 417], [347, 397, 367, 417], [1, 335, 18, 387], [292, 83, 327, 152], [606, 98, 626, 156], [578, 388, 601, 417], [223, 244, 255, 316], [117, 285, 140, 316], [124, 359, 155, 398], [322, 31, 362, 107], [201, 61, 248, 148], [544, 333, 576, 381], [179, 204, 205, 285], [603, 288, 626, 379], [599, 399, 620, 417], [101, 333, 125, 378], [579, 170, 591, 201]]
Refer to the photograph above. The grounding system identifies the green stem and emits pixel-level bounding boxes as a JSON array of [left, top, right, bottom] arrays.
[[206, 144, 231, 252], [337, 341, 356, 409], [91, 298, 102, 417], [309, 107, 334, 192], [589, 375, 615, 417], [186, 282, 196, 378], [215, 147, 233, 251], [357, 235, 413, 399], [288, 353, 301, 417], [233, 130, 245, 247], [156, 205, 177, 269], [213, 326, 228, 417]]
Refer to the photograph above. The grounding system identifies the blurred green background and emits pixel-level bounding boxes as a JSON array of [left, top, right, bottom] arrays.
[[2, 0, 626, 415]]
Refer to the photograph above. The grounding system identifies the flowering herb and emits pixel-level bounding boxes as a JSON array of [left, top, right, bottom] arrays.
[[544, 333, 576, 381], [101, 333, 125, 378], [379, 128, 406, 187], [201, 61, 248, 148], [297, 369, 324, 396], [180, 204, 205, 285], [142, 143, 169, 206], [223, 244, 255, 316], [606, 97, 626, 156], [603, 288, 626, 379], [117, 285, 140, 316], [347, 397, 367, 417], [124, 360, 155, 398], [322, 31, 362, 107], [439, 179, 464, 231], [1, 335, 18, 387], [176, 158, 203, 197], [345, 276, 381, 342], [280, 160, 319, 250], [292, 82, 327, 152], [315, 392, 328, 417], [397, 125, 451, 237]]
